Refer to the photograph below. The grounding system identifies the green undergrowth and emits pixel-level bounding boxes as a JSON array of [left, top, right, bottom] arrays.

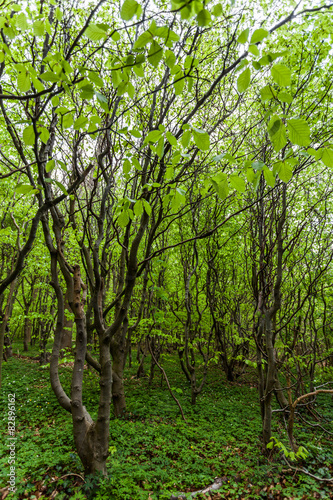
[[0, 350, 332, 499]]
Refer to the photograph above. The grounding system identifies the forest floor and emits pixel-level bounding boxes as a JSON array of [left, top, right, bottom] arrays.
[[0, 344, 333, 500]]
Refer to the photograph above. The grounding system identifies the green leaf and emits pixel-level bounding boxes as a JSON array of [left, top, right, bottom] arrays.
[[165, 50, 176, 69], [39, 127, 50, 144], [155, 26, 180, 45], [74, 115, 88, 130], [237, 28, 249, 44], [80, 84, 95, 100], [148, 40, 163, 68], [260, 85, 276, 102], [123, 159, 131, 174], [287, 119, 310, 147], [156, 136, 164, 158], [57, 160, 68, 173], [130, 158, 140, 171], [173, 72, 185, 95], [88, 71, 103, 87], [134, 31, 153, 49], [237, 68, 251, 93], [134, 199, 143, 216], [268, 116, 287, 152], [133, 64, 144, 78], [319, 148, 333, 168], [15, 12, 28, 31], [16, 184, 34, 195], [85, 24, 107, 42], [17, 71, 30, 92], [51, 95, 59, 107], [31, 75, 44, 92], [111, 30, 120, 42], [224, 153, 236, 163], [277, 161, 292, 183], [46, 159, 55, 172], [258, 54, 272, 66], [229, 174, 246, 193], [246, 167, 255, 182], [179, 5, 191, 20], [192, 128, 210, 151], [95, 91, 109, 112], [55, 7, 63, 21], [181, 130, 191, 148], [62, 113, 74, 129], [45, 19, 52, 36], [54, 180, 68, 195], [212, 4, 222, 16], [143, 199, 151, 215], [277, 91, 293, 103], [250, 28, 269, 44], [3, 24, 15, 39], [248, 44, 260, 56], [166, 166, 174, 180], [88, 115, 101, 133], [33, 20, 45, 36], [264, 167, 275, 187], [212, 154, 226, 162], [130, 129, 141, 138], [144, 130, 162, 144], [211, 173, 229, 199], [166, 132, 178, 147], [306, 147, 319, 159], [40, 71, 60, 82], [171, 188, 185, 211], [197, 9, 211, 27], [171, 64, 181, 76], [120, 0, 139, 21], [252, 161, 265, 171], [23, 126, 35, 146], [271, 64, 291, 87]]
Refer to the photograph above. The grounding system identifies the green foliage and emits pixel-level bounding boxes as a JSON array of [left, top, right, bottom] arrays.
[[287, 119, 311, 147], [271, 64, 291, 87], [120, 0, 141, 21], [267, 436, 309, 462], [237, 67, 251, 93], [237, 28, 249, 44], [2, 354, 333, 499], [1, 1, 333, 499], [250, 29, 269, 44]]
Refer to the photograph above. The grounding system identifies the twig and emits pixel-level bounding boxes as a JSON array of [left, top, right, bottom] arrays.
[[147, 336, 187, 423], [288, 388, 333, 450], [298, 412, 333, 437], [293, 388, 333, 408], [283, 456, 333, 483], [50, 473, 85, 483]]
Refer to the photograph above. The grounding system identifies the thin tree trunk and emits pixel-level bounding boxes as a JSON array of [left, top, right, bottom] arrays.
[[0, 278, 17, 389]]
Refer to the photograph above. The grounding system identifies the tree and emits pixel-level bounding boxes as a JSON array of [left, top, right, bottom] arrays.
[[1, 0, 333, 477]]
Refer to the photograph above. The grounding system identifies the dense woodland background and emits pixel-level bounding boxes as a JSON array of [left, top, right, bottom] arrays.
[[0, 0, 333, 498]]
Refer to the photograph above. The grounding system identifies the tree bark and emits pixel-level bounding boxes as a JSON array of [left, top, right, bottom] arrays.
[[0, 278, 17, 389]]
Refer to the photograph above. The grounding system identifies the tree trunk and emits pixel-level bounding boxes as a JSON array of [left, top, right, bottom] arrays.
[[262, 314, 276, 448], [60, 300, 73, 350], [22, 281, 37, 352], [23, 318, 32, 352], [70, 266, 111, 474], [110, 338, 126, 417], [0, 278, 17, 389]]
